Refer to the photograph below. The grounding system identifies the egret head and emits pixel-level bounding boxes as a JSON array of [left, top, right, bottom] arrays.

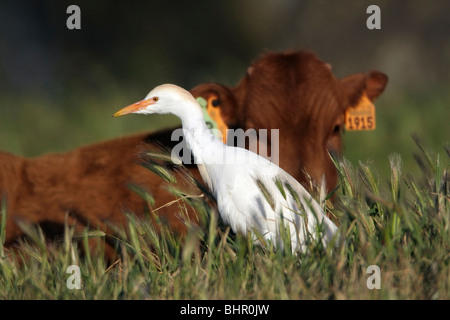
[[114, 84, 198, 118]]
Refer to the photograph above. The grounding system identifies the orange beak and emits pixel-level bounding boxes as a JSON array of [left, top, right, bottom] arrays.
[[113, 99, 155, 117]]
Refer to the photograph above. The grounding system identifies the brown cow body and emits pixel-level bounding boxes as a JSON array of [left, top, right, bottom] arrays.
[[1, 129, 199, 254], [0, 50, 387, 254]]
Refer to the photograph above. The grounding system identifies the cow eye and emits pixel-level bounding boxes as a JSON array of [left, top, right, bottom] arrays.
[[212, 99, 221, 107], [332, 124, 341, 134]]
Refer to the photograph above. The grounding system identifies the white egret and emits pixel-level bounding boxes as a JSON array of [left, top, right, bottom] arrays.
[[114, 84, 338, 252]]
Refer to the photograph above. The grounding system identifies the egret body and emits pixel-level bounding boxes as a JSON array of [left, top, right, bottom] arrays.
[[114, 84, 338, 252]]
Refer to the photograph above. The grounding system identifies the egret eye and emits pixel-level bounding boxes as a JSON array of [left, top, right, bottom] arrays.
[[153, 97, 159, 102]]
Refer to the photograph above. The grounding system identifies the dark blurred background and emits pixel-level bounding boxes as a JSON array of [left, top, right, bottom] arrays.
[[0, 0, 449, 176]]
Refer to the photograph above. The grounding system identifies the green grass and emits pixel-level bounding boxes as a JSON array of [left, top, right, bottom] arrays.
[[0, 137, 448, 299]]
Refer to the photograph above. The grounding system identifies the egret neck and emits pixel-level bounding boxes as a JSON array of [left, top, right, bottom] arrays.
[[178, 99, 223, 167]]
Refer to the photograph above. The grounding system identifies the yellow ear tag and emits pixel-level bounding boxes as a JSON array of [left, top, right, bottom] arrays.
[[345, 93, 376, 131], [206, 94, 228, 143]]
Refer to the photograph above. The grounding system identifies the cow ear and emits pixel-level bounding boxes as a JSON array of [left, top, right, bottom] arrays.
[[190, 82, 239, 127], [340, 71, 388, 107]]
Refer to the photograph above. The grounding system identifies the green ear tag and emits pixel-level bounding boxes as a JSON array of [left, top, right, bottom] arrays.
[[197, 97, 221, 139]]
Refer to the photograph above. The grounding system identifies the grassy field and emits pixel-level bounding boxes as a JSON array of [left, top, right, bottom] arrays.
[[0, 89, 449, 300], [0, 133, 448, 300]]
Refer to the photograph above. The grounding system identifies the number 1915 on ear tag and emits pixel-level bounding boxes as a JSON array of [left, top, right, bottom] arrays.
[[345, 94, 376, 131]]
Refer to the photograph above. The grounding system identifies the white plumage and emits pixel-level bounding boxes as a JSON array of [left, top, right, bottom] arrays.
[[114, 84, 338, 252]]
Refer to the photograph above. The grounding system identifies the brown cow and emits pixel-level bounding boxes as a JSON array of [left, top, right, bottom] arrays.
[[0, 50, 387, 256], [193, 51, 388, 192]]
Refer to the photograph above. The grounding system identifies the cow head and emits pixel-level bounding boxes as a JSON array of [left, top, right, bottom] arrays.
[[191, 50, 388, 193]]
